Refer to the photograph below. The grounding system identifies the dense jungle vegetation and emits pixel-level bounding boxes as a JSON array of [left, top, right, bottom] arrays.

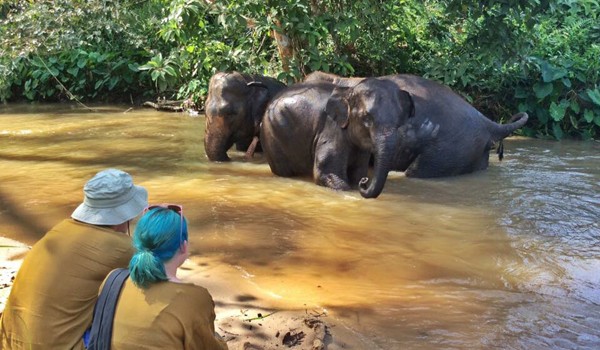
[[1, 0, 599, 140]]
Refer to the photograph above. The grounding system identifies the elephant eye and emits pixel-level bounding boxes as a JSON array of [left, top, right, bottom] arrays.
[[363, 114, 373, 128]]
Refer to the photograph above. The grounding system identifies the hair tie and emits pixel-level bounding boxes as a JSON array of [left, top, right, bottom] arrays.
[[138, 247, 153, 254]]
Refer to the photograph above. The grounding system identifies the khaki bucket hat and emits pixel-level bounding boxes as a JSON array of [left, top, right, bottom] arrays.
[[71, 169, 148, 225]]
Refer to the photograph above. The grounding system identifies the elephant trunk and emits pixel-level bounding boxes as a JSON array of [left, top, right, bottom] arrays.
[[359, 135, 397, 199], [204, 128, 232, 162]]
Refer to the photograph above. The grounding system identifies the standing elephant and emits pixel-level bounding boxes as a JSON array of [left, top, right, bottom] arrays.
[[304, 71, 528, 178], [260, 79, 438, 198], [204, 71, 286, 161]]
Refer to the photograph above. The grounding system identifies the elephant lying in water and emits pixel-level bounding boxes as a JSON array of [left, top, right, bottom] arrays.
[[260, 79, 439, 198], [204, 71, 286, 161], [304, 71, 528, 178]]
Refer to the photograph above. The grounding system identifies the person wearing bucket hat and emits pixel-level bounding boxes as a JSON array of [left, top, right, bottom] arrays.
[[72, 168, 148, 228], [0, 169, 148, 350]]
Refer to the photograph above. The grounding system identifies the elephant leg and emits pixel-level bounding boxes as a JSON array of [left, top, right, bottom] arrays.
[[404, 158, 438, 178], [266, 151, 295, 177], [474, 152, 490, 172], [313, 145, 352, 190], [393, 118, 439, 172], [406, 145, 486, 178], [404, 147, 454, 178]]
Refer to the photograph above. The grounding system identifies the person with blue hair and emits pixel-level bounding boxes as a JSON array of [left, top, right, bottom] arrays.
[[105, 204, 228, 349]]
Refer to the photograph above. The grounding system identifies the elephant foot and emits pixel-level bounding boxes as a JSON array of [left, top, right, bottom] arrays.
[[320, 173, 351, 191]]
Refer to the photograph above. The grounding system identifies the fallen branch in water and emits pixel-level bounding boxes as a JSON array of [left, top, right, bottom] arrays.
[[142, 100, 185, 112]]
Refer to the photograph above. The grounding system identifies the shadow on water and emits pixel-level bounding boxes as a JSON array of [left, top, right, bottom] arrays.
[[0, 103, 132, 115], [0, 188, 47, 242]]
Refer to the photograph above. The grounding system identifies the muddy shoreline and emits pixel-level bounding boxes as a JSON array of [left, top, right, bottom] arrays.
[[0, 236, 371, 350]]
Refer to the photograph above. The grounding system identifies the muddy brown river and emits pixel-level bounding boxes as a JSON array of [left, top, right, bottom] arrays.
[[1, 103, 599, 349]]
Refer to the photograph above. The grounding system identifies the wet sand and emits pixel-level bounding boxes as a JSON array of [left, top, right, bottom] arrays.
[[0, 236, 371, 350]]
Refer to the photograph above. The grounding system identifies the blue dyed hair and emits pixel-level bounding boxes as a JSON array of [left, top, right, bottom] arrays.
[[129, 207, 188, 289]]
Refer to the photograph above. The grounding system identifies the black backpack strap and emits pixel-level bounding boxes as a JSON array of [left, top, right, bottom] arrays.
[[87, 268, 130, 350]]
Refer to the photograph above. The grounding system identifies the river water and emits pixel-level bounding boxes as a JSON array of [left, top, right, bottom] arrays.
[[0, 104, 599, 349]]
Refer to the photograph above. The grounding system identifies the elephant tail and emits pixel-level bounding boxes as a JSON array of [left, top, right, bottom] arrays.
[[491, 112, 528, 141], [491, 112, 527, 161]]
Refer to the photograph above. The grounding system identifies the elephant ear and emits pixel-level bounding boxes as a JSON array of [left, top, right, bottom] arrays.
[[325, 86, 350, 129], [398, 90, 415, 119], [248, 82, 270, 129]]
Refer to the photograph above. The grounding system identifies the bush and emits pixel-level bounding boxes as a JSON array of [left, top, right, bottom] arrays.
[[0, 0, 164, 102], [514, 1, 600, 140], [415, 0, 600, 139], [1, 0, 598, 139]]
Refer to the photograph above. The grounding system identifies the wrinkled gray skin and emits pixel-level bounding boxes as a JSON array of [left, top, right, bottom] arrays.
[[304, 71, 529, 178], [204, 71, 286, 161], [261, 79, 438, 198]]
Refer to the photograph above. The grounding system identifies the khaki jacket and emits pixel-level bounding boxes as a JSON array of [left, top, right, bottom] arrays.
[[0, 219, 134, 350], [111, 278, 228, 350]]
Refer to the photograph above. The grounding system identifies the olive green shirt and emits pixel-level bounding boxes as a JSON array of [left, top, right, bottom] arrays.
[[0, 219, 134, 350], [111, 278, 228, 350]]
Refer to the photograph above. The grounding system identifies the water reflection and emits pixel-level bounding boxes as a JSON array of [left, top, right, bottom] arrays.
[[0, 104, 599, 349]]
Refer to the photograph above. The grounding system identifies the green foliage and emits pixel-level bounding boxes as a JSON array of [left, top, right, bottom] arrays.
[[1, 0, 598, 140], [138, 53, 180, 93], [512, 0, 600, 140], [0, 0, 164, 102], [12, 50, 143, 101], [421, 0, 599, 140]]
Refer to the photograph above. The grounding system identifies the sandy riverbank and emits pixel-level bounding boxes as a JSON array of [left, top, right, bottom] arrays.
[[0, 236, 371, 350]]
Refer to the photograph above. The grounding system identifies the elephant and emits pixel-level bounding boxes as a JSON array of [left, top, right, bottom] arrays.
[[204, 71, 286, 161], [304, 71, 529, 178], [260, 79, 439, 198]]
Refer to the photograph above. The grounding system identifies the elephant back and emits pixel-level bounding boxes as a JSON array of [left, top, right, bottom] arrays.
[[261, 82, 338, 176]]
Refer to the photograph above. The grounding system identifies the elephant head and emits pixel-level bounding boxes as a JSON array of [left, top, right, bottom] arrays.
[[204, 71, 285, 161], [326, 78, 415, 198]]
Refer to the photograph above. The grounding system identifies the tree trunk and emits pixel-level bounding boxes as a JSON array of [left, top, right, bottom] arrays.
[[272, 18, 294, 72]]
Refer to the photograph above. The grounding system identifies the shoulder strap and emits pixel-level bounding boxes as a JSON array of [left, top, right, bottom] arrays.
[[87, 268, 130, 350]]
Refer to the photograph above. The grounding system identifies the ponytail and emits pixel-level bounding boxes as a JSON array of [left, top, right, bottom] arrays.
[[128, 207, 188, 289], [129, 250, 166, 289]]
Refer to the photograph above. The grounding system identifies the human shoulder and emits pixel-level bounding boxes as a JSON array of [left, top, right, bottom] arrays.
[[177, 282, 212, 298], [48, 219, 115, 236], [166, 282, 214, 307]]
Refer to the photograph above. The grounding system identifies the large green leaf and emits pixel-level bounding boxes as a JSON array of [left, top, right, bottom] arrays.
[[163, 66, 177, 77], [108, 76, 119, 90], [150, 70, 161, 81], [584, 109, 594, 123], [67, 67, 79, 76], [541, 61, 568, 82], [552, 123, 564, 140], [514, 86, 528, 98], [549, 101, 567, 121], [533, 82, 553, 99], [586, 88, 600, 106], [570, 99, 580, 114]]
